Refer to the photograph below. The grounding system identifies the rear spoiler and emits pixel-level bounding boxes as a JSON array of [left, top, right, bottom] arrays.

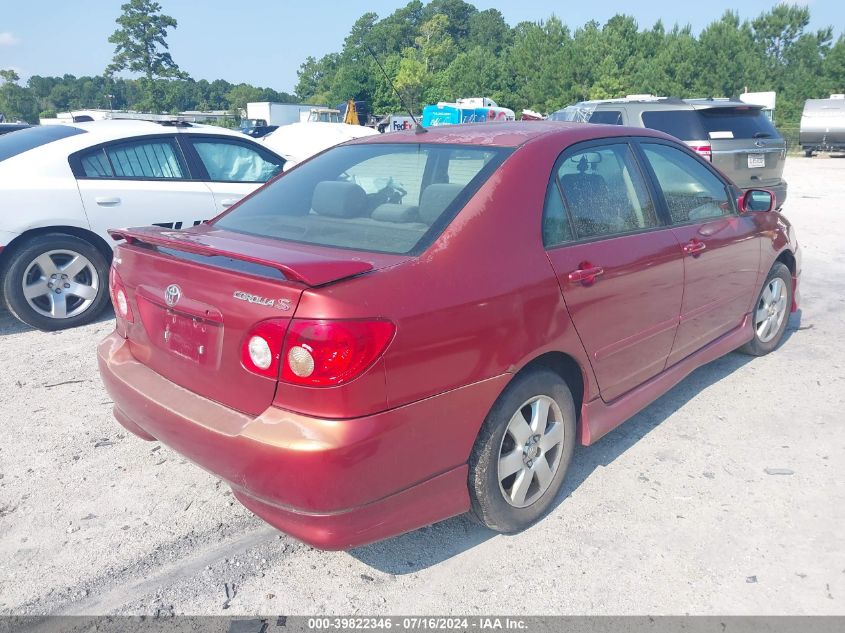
[[109, 226, 374, 287]]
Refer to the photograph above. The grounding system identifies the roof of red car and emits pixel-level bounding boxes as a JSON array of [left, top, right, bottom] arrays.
[[348, 120, 669, 148]]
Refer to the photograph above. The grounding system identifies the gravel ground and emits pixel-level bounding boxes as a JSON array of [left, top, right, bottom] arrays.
[[1, 157, 843, 616]]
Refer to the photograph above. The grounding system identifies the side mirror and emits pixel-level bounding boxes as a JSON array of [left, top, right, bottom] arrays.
[[739, 189, 775, 213]]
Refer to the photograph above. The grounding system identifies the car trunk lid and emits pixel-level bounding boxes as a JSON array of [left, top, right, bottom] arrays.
[[110, 225, 408, 416]]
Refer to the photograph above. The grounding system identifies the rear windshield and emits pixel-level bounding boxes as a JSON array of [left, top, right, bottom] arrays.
[[641, 110, 706, 141], [0, 125, 86, 162], [698, 107, 781, 139], [214, 143, 511, 255]]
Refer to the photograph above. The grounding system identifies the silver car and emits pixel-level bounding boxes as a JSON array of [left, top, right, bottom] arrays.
[[551, 97, 788, 208]]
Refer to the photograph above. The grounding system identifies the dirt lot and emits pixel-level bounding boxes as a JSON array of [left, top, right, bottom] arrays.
[[1, 157, 843, 616]]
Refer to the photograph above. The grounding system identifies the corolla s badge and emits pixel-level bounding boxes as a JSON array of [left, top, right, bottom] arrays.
[[164, 284, 182, 307], [233, 291, 291, 311]]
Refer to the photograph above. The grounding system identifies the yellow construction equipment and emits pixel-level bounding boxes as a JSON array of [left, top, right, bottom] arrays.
[[344, 99, 360, 126]]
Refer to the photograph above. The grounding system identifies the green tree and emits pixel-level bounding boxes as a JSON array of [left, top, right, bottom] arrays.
[[824, 36, 845, 94], [416, 14, 456, 73], [0, 69, 20, 84], [468, 9, 512, 53], [226, 84, 265, 113], [0, 69, 39, 122], [106, 0, 187, 81], [694, 11, 761, 98]]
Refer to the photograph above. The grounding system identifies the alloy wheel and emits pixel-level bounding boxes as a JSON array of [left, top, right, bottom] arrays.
[[754, 277, 788, 343], [21, 249, 100, 319], [497, 395, 565, 508]]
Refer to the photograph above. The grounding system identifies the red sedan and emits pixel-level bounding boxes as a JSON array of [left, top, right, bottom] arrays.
[[98, 122, 800, 549]]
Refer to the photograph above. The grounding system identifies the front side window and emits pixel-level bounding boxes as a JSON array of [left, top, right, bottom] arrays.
[[80, 138, 186, 179], [214, 143, 510, 255], [641, 143, 730, 223], [191, 139, 283, 183], [554, 143, 658, 240]]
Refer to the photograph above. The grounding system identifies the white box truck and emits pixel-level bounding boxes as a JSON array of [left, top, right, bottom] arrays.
[[246, 102, 329, 126]]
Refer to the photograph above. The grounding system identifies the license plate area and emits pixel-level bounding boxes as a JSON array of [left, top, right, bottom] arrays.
[[747, 153, 765, 168], [164, 311, 215, 364]]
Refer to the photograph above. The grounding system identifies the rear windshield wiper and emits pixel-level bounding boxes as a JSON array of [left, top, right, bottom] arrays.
[[753, 132, 772, 138]]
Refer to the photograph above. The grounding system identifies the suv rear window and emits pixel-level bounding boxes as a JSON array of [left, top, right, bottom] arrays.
[[0, 125, 86, 162], [641, 111, 706, 141], [214, 143, 511, 255], [698, 107, 780, 139]]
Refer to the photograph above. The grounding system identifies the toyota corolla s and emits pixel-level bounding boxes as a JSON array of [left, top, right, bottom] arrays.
[[98, 122, 800, 549]]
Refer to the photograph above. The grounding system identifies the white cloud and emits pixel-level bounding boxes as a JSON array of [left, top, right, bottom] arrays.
[[0, 32, 20, 46]]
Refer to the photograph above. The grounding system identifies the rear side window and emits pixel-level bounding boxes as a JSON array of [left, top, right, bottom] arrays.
[[699, 108, 780, 139], [0, 125, 86, 162], [80, 138, 186, 179], [553, 143, 658, 240], [190, 138, 283, 183], [214, 143, 510, 255], [589, 110, 623, 125], [641, 110, 706, 141], [641, 143, 730, 223], [542, 181, 572, 246]]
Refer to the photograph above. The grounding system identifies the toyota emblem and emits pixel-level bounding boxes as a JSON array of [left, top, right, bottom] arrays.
[[164, 284, 182, 307]]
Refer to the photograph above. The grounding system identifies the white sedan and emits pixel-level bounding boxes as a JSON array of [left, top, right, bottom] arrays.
[[260, 121, 378, 168], [0, 120, 286, 330]]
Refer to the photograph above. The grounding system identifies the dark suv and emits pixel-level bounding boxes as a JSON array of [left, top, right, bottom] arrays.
[[551, 97, 788, 208]]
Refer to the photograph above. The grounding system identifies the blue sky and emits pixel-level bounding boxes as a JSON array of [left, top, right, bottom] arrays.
[[1, 1, 842, 93]]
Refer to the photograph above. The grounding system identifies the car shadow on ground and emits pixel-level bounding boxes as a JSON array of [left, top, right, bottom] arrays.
[[350, 311, 803, 575], [0, 304, 115, 337]]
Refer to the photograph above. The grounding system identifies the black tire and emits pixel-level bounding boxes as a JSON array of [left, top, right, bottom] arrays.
[[804, 150, 814, 158], [468, 367, 577, 533], [740, 262, 793, 357], [1, 233, 111, 331]]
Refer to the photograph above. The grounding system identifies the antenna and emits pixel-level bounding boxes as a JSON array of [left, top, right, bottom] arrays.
[[366, 46, 426, 134]]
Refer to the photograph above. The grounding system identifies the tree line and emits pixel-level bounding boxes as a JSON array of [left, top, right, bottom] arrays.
[[0, 71, 296, 123], [1, 0, 843, 128], [296, 0, 844, 128]]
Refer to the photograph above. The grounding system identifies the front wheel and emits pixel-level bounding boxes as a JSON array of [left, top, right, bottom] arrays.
[[468, 368, 576, 533], [740, 262, 793, 356], [1, 233, 111, 331]]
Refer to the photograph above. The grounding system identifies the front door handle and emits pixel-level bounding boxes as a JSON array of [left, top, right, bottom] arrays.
[[95, 196, 121, 206], [568, 265, 605, 284], [683, 239, 707, 255], [221, 198, 240, 207]]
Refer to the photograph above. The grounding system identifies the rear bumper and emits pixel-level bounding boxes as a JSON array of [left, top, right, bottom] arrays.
[[97, 333, 508, 549]]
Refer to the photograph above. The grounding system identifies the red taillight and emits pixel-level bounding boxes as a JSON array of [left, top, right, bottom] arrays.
[[241, 319, 288, 379], [281, 319, 395, 387], [108, 266, 134, 323], [689, 143, 712, 161]]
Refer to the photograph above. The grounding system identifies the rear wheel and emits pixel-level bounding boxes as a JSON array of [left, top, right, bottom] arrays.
[[1, 233, 111, 331], [468, 368, 576, 533], [740, 262, 792, 356]]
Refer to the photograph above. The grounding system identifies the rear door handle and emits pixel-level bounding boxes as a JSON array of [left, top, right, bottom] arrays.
[[568, 266, 605, 283], [95, 196, 121, 206], [221, 198, 240, 208], [683, 239, 706, 255]]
